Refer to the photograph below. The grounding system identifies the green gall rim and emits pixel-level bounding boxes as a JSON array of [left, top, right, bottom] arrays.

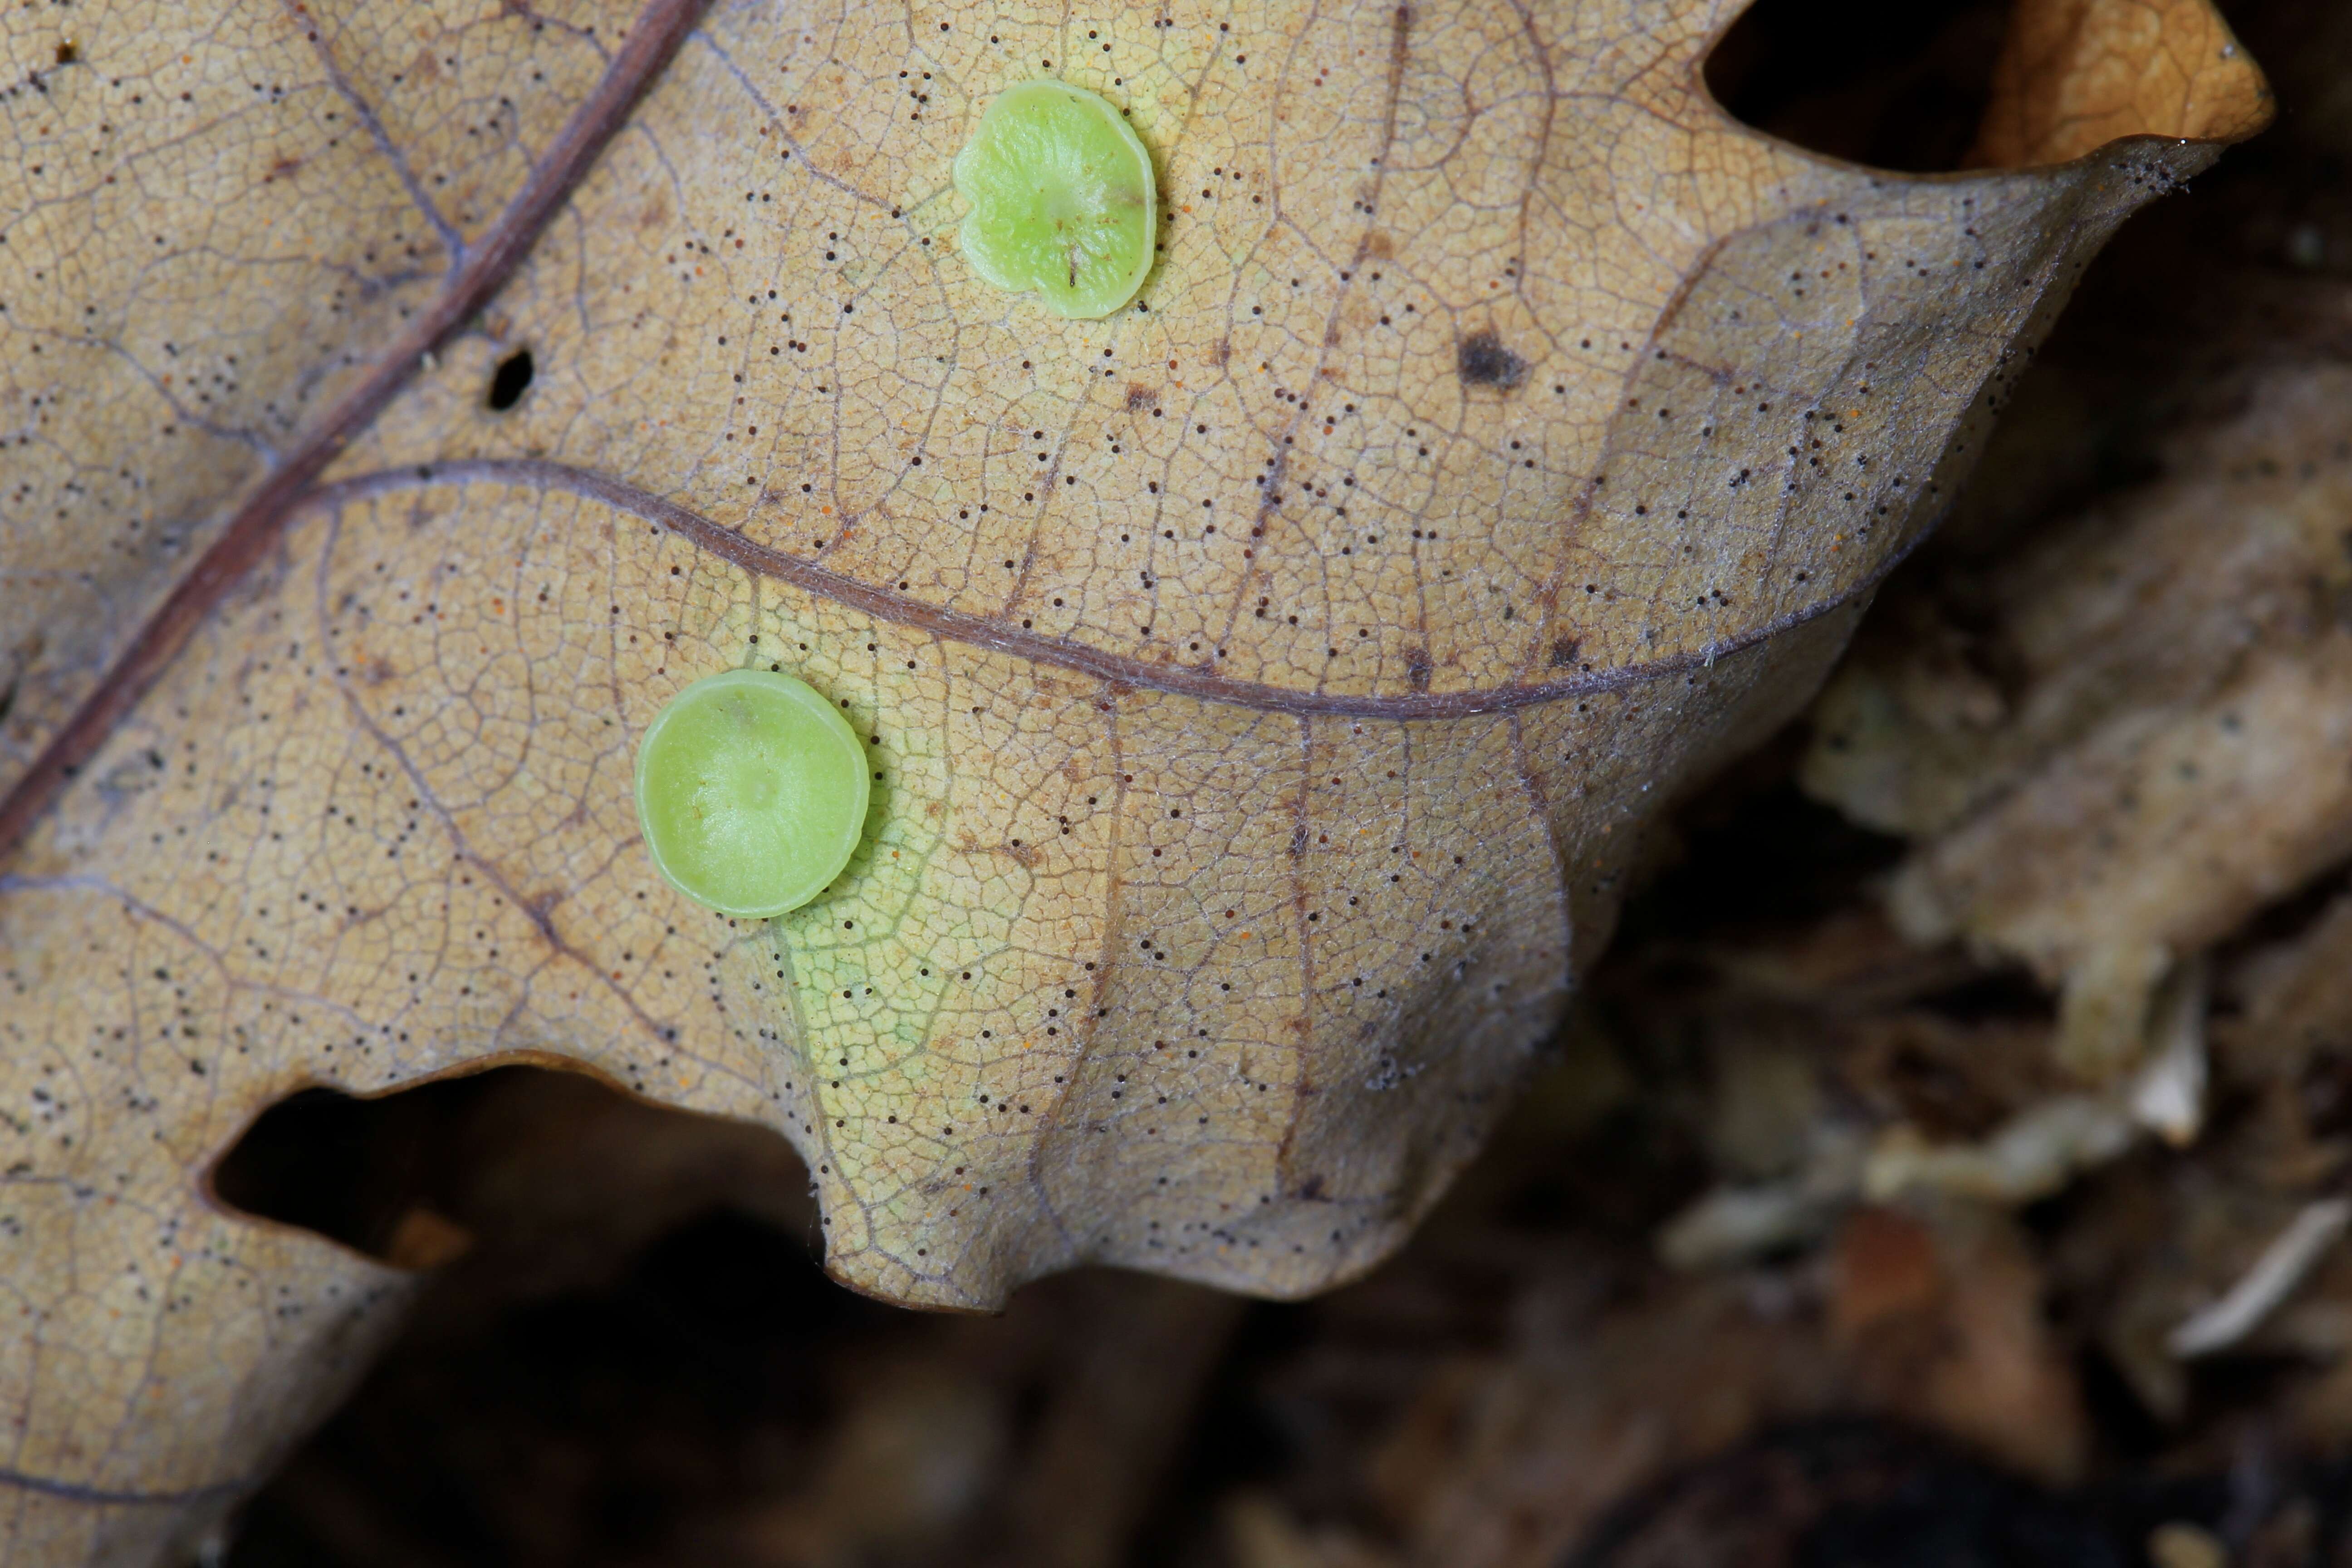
[[953, 79, 1157, 320], [634, 667, 871, 918]]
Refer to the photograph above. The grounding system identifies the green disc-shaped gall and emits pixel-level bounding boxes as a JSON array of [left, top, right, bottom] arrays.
[[953, 79, 1156, 319], [634, 668, 870, 918]]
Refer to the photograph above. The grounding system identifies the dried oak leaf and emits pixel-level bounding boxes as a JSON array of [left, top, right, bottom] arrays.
[[0, 0, 2264, 1559]]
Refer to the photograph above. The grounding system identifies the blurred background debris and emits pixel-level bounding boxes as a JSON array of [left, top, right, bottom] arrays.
[[214, 0, 2352, 1562]]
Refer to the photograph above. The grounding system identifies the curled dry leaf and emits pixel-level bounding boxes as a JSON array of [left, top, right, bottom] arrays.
[[0, 0, 2265, 1560]]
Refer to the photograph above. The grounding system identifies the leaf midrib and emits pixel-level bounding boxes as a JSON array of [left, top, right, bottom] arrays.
[[308, 455, 1919, 723]]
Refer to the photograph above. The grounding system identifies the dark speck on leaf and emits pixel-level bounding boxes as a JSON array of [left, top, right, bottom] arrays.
[[1457, 328, 1526, 389]]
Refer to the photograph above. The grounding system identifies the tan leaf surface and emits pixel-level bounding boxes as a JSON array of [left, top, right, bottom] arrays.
[[0, 0, 2266, 1560]]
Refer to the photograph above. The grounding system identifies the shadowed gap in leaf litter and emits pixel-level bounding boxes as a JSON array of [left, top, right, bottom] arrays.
[[210, 1065, 804, 1272], [1705, 0, 2015, 170]]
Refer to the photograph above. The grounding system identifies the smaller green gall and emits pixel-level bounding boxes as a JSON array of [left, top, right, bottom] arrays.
[[954, 79, 1156, 319]]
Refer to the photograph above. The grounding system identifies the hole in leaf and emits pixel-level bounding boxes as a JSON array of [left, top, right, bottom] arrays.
[[485, 347, 534, 411], [209, 1063, 814, 1270], [211, 1081, 437, 1263], [1703, 0, 2012, 172]]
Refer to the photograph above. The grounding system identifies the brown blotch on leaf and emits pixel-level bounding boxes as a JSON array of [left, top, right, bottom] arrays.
[[1457, 329, 1526, 389], [1124, 383, 1159, 412], [1406, 647, 1434, 691], [1549, 636, 1582, 669]]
